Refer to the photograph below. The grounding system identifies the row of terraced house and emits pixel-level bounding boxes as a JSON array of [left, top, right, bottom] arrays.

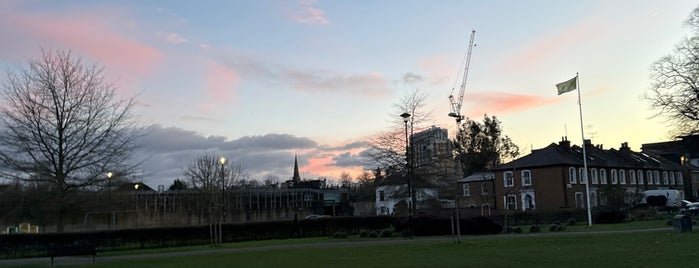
[[458, 136, 699, 214]]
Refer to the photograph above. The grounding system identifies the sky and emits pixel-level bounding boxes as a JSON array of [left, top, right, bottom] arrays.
[[1, 0, 697, 188]]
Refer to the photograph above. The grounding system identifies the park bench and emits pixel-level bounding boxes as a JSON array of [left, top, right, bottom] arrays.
[[47, 243, 97, 266]]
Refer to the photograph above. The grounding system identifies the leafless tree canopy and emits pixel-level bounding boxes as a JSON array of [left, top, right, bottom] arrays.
[[0, 49, 144, 231], [182, 153, 246, 193], [646, 6, 699, 136], [364, 89, 433, 170]]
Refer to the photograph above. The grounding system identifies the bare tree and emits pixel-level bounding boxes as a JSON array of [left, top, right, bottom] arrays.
[[0, 49, 144, 232], [365, 89, 433, 170], [182, 153, 245, 192], [646, 6, 699, 136], [182, 152, 246, 224], [263, 175, 280, 188], [340, 171, 352, 188]]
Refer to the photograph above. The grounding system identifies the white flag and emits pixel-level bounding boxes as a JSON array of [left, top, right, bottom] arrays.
[[556, 76, 577, 95]]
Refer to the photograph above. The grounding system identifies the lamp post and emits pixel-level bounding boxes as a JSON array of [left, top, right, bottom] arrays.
[[400, 112, 413, 216], [134, 183, 139, 227], [219, 157, 226, 246], [107, 172, 113, 229]]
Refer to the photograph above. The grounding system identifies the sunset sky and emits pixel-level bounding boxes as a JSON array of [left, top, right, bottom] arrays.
[[1, 0, 697, 188]]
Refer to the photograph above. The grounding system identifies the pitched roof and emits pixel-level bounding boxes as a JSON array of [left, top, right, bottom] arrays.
[[494, 139, 684, 171], [458, 172, 494, 183]]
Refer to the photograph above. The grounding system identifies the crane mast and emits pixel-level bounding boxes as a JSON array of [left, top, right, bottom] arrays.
[[448, 30, 475, 123]]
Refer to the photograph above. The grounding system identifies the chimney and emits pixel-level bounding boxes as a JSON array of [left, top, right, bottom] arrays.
[[559, 136, 571, 150], [620, 142, 631, 152]]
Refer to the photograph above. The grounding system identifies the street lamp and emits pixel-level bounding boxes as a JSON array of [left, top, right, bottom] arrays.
[[219, 157, 226, 221], [399, 112, 413, 216], [219, 157, 226, 246], [107, 172, 113, 229], [134, 183, 139, 227]]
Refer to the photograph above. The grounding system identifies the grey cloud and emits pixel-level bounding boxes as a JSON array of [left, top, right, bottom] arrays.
[[215, 52, 392, 96], [225, 134, 317, 151], [134, 124, 319, 187], [402, 72, 424, 84], [332, 152, 364, 167]]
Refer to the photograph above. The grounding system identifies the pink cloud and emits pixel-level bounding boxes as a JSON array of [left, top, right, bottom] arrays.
[[7, 11, 164, 76], [300, 155, 364, 181], [156, 31, 188, 44], [206, 62, 239, 103], [418, 55, 455, 85], [291, 0, 329, 25], [463, 91, 561, 118], [500, 19, 606, 72]]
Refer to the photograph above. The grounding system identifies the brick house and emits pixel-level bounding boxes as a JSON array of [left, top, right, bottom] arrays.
[[491, 137, 686, 213], [457, 172, 496, 216]]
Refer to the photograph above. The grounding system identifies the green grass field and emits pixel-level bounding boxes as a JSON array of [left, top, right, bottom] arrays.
[[7, 228, 698, 268]]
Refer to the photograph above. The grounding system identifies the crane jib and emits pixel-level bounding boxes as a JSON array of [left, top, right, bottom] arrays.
[[448, 30, 475, 124]]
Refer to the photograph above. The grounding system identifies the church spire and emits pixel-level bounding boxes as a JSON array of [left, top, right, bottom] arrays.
[[292, 154, 301, 183]]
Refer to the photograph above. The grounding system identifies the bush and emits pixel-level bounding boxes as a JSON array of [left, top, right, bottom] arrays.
[[549, 224, 564, 232], [462, 216, 503, 235], [358, 229, 370, 238], [368, 231, 379, 238], [529, 225, 541, 233], [332, 232, 348, 239], [379, 229, 394, 238], [400, 229, 412, 237], [506, 226, 522, 234], [595, 210, 628, 224], [566, 218, 576, 226]]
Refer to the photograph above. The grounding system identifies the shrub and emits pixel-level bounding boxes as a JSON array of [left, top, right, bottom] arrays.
[[594, 210, 627, 224], [505, 226, 522, 234], [462, 216, 503, 235], [368, 231, 379, 238], [380, 229, 394, 238], [400, 229, 412, 238], [549, 224, 564, 232], [566, 218, 576, 226], [529, 225, 541, 233], [359, 229, 370, 238], [332, 232, 348, 239]]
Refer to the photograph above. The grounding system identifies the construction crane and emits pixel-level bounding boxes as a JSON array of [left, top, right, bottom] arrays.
[[448, 30, 476, 124]]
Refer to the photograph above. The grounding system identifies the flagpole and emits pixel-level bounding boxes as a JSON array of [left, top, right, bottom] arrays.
[[575, 72, 593, 226]]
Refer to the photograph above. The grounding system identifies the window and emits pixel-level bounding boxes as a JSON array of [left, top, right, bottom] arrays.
[[630, 170, 636, 185], [646, 171, 653, 184], [522, 192, 535, 211], [575, 192, 585, 208], [590, 191, 598, 207], [380, 206, 388, 215], [653, 171, 660, 185], [505, 195, 517, 210], [569, 167, 577, 184], [462, 184, 470, 196], [637, 170, 644, 185], [591, 168, 599, 184], [579, 168, 587, 184], [670, 172, 676, 185], [504, 171, 514, 187], [521, 170, 532, 186], [379, 190, 385, 201], [611, 169, 618, 184], [482, 182, 491, 195], [619, 170, 626, 185], [663, 171, 669, 185], [678, 172, 684, 185], [600, 169, 607, 184]]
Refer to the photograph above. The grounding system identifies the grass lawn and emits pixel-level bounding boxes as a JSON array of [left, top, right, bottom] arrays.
[[9, 228, 697, 268]]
